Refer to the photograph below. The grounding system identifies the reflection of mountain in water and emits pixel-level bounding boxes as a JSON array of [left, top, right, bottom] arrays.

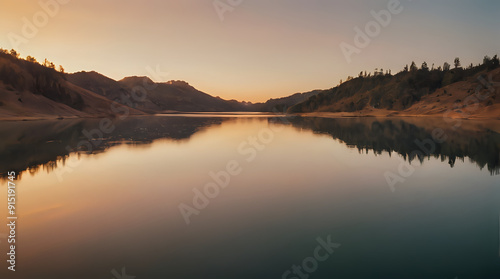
[[2, 116, 499, 180], [286, 117, 500, 175], [0, 117, 226, 179]]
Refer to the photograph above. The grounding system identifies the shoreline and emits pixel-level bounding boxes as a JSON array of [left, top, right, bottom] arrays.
[[1, 108, 500, 122], [1, 113, 500, 122], [296, 111, 500, 120]]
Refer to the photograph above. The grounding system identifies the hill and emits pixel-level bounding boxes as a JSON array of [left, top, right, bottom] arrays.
[[68, 72, 250, 112], [288, 57, 500, 119], [0, 48, 313, 119], [2, 48, 499, 119], [0, 50, 143, 119], [251, 90, 322, 112]]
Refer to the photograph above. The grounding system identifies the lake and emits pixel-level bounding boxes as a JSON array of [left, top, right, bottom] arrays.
[[0, 115, 499, 279]]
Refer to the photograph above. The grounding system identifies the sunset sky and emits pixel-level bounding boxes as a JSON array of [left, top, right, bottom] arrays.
[[1, 0, 499, 102]]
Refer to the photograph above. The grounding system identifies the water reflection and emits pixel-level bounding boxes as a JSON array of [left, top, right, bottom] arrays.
[[0, 116, 227, 179], [0, 116, 499, 278], [286, 117, 500, 175], [1, 116, 499, 180]]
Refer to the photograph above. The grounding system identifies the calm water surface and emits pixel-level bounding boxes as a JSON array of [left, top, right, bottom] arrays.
[[0, 116, 499, 279]]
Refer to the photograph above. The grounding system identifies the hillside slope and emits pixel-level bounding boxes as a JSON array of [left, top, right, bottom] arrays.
[[67, 72, 249, 112], [251, 90, 322, 112], [289, 59, 500, 118], [0, 51, 143, 119]]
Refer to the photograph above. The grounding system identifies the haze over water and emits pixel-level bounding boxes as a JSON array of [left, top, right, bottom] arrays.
[[0, 115, 499, 278]]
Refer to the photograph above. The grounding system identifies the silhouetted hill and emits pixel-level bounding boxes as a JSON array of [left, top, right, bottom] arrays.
[[67, 72, 164, 113], [119, 76, 248, 112], [3, 48, 500, 118], [289, 56, 500, 118], [251, 90, 322, 112], [0, 50, 142, 119], [68, 72, 251, 112], [68, 71, 316, 113], [0, 47, 322, 116]]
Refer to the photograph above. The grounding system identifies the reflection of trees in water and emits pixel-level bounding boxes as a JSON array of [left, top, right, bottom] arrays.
[[0, 117, 226, 180], [288, 117, 500, 175], [2, 116, 499, 181]]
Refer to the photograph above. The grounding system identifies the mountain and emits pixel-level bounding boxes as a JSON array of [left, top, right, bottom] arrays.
[[288, 57, 500, 118], [3, 48, 499, 119], [0, 48, 332, 118], [67, 71, 319, 113], [119, 77, 249, 112], [67, 72, 249, 113], [66, 72, 162, 113], [0, 50, 143, 119], [251, 90, 322, 112]]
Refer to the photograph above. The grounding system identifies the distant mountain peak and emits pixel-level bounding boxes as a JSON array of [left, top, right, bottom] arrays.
[[70, 70, 114, 82], [119, 76, 155, 85]]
